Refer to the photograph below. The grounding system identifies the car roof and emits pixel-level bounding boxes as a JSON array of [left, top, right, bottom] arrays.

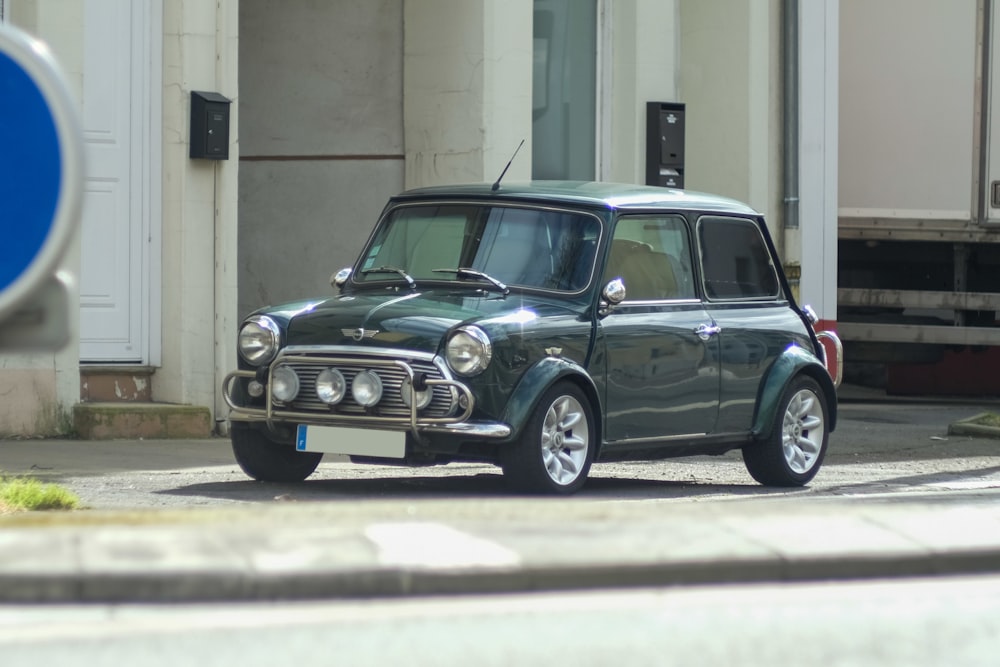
[[391, 181, 760, 216]]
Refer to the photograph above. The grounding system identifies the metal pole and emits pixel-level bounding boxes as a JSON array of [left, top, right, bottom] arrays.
[[783, 0, 800, 230]]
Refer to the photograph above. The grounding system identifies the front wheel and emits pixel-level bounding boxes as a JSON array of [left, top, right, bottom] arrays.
[[743, 375, 829, 486], [231, 424, 322, 483], [501, 382, 595, 495]]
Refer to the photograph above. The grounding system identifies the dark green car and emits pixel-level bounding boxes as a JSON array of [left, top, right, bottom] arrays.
[[223, 181, 841, 495]]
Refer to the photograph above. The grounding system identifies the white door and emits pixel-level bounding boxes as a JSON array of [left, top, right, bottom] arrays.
[[80, 0, 151, 362]]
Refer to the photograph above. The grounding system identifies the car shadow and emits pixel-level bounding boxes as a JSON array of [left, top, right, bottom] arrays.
[[154, 469, 792, 504]]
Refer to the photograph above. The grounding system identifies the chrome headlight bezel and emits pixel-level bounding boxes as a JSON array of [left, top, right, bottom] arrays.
[[238, 315, 281, 366], [446, 325, 492, 376]]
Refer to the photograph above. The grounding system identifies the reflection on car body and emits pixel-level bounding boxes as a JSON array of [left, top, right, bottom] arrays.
[[223, 181, 842, 495]]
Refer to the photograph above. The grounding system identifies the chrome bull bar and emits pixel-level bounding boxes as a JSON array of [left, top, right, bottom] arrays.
[[221, 355, 511, 439]]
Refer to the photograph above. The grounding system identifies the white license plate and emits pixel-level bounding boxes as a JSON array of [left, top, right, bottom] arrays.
[[295, 424, 406, 458]]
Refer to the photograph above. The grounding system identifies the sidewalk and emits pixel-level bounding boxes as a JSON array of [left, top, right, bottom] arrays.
[[1, 494, 999, 603]]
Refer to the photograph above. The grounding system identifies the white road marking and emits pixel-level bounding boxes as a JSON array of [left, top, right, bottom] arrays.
[[926, 478, 1000, 491]]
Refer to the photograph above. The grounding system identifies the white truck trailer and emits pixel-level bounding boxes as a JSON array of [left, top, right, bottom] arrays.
[[838, 0, 1000, 392]]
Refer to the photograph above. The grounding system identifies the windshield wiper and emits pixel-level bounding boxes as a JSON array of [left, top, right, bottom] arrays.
[[433, 268, 509, 295], [360, 266, 416, 290]]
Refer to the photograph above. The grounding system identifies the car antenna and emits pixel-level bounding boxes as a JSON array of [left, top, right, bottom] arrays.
[[491, 139, 525, 192]]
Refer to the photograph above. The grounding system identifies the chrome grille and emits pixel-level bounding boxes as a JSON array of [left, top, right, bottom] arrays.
[[279, 356, 454, 418]]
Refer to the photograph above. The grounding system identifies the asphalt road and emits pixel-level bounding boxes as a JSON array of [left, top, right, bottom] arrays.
[[1, 395, 999, 509]]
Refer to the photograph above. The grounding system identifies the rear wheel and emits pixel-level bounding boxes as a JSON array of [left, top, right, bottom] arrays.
[[502, 382, 594, 495], [743, 375, 829, 486], [231, 424, 322, 482]]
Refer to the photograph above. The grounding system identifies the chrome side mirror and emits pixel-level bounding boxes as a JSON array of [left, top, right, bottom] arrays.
[[598, 278, 626, 317], [331, 267, 352, 289]]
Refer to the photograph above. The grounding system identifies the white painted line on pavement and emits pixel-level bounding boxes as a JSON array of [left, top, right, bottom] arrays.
[[926, 479, 1000, 491], [364, 522, 521, 569]]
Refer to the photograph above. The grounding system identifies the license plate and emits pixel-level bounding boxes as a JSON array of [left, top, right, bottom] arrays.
[[295, 424, 406, 458]]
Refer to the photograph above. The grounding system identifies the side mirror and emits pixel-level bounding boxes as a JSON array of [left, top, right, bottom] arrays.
[[331, 267, 352, 289], [598, 278, 626, 317]]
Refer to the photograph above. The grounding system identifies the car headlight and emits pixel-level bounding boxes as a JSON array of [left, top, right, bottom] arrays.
[[238, 316, 281, 366], [446, 326, 492, 376], [401, 375, 433, 410], [271, 365, 300, 403], [315, 368, 346, 405], [352, 370, 383, 407]]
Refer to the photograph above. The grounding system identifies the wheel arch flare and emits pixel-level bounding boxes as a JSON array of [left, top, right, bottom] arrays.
[[499, 356, 603, 447], [751, 344, 838, 442]]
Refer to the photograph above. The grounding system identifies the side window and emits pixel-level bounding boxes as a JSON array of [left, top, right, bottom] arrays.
[[604, 216, 696, 301], [698, 216, 780, 300]]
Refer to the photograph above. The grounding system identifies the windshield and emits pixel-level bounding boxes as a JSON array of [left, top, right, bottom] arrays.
[[355, 204, 601, 292]]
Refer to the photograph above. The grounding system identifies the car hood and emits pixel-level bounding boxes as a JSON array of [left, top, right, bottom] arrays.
[[278, 289, 586, 353]]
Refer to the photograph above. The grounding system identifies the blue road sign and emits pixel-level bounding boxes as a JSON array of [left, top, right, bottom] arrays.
[[0, 25, 82, 321]]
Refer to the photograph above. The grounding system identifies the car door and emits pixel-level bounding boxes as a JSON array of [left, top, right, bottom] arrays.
[[599, 214, 721, 444], [696, 215, 802, 433]]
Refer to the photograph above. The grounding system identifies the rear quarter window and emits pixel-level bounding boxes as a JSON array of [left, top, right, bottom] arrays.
[[697, 216, 780, 300]]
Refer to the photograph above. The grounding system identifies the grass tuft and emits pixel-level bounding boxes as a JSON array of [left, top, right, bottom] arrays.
[[0, 475, 80, 513], [970, 413, 1000, 428]]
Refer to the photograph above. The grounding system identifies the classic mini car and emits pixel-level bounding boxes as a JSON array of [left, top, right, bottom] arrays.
[[222, 181, 842, 495]]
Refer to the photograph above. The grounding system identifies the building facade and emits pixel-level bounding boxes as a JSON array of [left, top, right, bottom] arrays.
[[0, 0, 839, 437]]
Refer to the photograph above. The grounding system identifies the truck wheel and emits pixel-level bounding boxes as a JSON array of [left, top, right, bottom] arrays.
[[231, 424, 322, 483], [743, 375, 829, 486], [502, 382, 594, 495]]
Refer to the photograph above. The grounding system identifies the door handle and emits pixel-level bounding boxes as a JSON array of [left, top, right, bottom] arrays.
[[695, 323, 721, 341]]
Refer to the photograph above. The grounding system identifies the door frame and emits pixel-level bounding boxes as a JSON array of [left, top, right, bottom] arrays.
[[136, 0, 162, 366]]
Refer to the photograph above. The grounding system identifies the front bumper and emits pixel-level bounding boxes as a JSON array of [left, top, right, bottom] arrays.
[[222, 347, 512, 440]]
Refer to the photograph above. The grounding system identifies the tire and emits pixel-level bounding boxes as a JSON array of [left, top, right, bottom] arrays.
[[231, 424, 322, 483], [502, 382, 595, 495], [743, 375, 829, 486]]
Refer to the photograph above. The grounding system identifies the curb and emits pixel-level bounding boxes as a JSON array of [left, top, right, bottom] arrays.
[[3, 547, 1000, 604]]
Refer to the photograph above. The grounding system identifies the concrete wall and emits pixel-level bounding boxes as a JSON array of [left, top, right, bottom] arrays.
[[608, 0, 680, 184], [0, 0, 83, 436], [1, 0, 842, 435], [237, 0, 534, 318], [678, 0, 782, 227], [404, 0, 533, 187], [156, 0, 239, 424], [237, 0, 404, 319]]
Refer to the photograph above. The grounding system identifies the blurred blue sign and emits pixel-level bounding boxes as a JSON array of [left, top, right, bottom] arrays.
[[0, 24, 82, 324]]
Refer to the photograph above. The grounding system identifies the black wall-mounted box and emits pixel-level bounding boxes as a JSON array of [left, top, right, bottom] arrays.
[[646, 101, 685, 189], [190, 91, 231, 160]]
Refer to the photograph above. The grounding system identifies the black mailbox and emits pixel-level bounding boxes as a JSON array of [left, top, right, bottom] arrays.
[[190, 91, 231, 160], [645, 101, 684, 189]]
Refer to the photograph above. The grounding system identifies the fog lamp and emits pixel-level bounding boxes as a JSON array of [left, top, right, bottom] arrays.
[[271, 365, 300, 403], [352, 370, 383, 407], [316, 368, 346, 405], [401, 375, 433, 410]]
